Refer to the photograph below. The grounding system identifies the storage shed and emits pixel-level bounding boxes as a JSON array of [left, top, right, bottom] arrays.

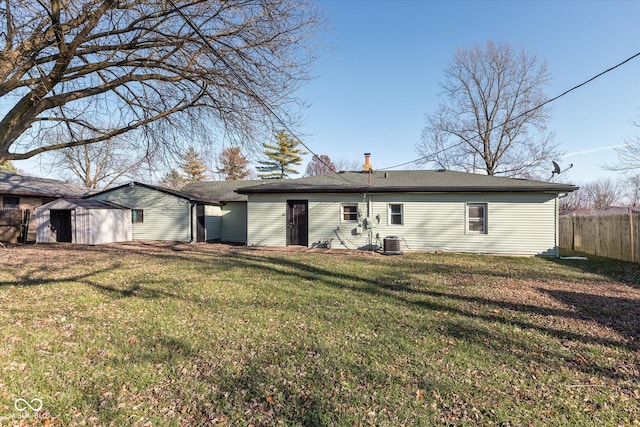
[[36, 199, 131, 245]]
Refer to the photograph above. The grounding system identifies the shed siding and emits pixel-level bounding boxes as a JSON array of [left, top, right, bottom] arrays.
[[221, 202, 247, 243], [246, 192, 558, 256], [91, 185, 191, 241], [205, 205, 222, 241]]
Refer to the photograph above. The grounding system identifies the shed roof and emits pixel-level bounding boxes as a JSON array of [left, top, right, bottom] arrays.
[[88, 181, 217, 204], [236, 170, 578, 194], [181, 180, 262, 202], [37, 198, 128, 211], [0, 171, 89, 198]]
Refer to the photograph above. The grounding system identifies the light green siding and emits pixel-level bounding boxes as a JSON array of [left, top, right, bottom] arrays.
[[204, 205, 222, 241], [91, 185, 192, 241], [221, 202, 247, 243], [246, 192, 559, 256]]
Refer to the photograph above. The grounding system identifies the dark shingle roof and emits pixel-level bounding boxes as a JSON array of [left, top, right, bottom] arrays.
[[88, 181, 217, 204], [39, 198, 128, 210], [0, 171, 89, 198], [181, 180, 262, 202], [236, 170, 578, 194]]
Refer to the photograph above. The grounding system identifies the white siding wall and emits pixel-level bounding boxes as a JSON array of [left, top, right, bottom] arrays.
[[88, 209, 131, 244], [221, 202, 247, 243], [246, 192, 559, 256], [35, 208, 52, 243], [91, 186, 191, 241]]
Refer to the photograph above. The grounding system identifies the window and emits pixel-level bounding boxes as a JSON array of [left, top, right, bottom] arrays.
[[342, 203, 358, 222], [467, 203, 487, 234], [132, 209, 144, 224], [388, 203, 403, 225], [3, 196, 19, 210]]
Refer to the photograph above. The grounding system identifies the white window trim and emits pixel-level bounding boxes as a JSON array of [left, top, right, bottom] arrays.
[[341, 203, 359, 223], [466, 203, 487, 234], [388, 203, 404, 226]]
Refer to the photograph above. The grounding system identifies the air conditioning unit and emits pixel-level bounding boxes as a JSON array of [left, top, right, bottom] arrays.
[[383, 236, 403, 255]]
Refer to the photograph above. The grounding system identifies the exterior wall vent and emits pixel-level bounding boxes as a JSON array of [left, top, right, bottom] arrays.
[[383, 236, 403, 255]]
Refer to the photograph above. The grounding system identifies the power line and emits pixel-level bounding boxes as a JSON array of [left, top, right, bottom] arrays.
[[380, 51, 640, 171], [166, 0, 355, 183]]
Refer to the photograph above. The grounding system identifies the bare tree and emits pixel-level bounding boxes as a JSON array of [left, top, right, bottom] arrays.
[[333, 158, 360, 172], [582, 178, 621, 210], [605, 118, 640, 172], [621, 174, 640, 206], [305, 154, 335, 176], [417, 40, 560, 177], [45, 132, 151, 189], [558, 189, 588, 215], [0, 0, 321, 163]]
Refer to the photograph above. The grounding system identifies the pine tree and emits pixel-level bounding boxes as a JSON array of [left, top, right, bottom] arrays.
[[179, 147, 208, 182], [0, 160, 18, 174], [256, 130, 307, 179], [218, 147, 251, 180], [160, 168, 185, 190]]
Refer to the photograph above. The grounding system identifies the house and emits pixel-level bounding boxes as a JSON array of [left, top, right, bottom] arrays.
[[236, 168, 578, 257], [0, 171, 88, 242], [180, 180, 261, 243], [35, 199, 131, 244], [34, 179, 260, 245], [87, 182, 216, 242]]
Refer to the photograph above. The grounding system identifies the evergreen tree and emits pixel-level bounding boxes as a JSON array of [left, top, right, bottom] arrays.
[[218, 147, 251, 180], [0, 160, 18, 174], [257, 130, 307, 179], [160, 168, 185, 190], [179, 147, 208, 182]]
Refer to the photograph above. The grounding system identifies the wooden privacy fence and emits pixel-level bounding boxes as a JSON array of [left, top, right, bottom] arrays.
[[0, 209, 24, 243], [559, 213, 640, 263]]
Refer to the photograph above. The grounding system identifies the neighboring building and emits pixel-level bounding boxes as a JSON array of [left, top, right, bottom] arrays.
[[236, 169, 578, 257], [0, 171, 88, 242], [35, 199, 131, 245]]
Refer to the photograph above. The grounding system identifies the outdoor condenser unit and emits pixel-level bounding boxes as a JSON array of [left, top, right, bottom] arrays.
[[383, 236, 403, 255]]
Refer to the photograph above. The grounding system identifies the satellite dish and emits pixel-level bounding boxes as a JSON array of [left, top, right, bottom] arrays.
[[550, 161, 573, 177]]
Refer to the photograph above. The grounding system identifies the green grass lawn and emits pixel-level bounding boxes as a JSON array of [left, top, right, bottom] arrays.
[[0, 243, 638, 426]]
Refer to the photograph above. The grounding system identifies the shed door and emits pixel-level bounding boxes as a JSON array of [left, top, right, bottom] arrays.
[[196, 204, 206, 242], [50, 210, 72, 243], [286, 200, 308, 247]]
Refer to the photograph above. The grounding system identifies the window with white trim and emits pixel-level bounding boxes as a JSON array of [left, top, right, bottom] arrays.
[[341, 203, 358, 222], [467, 203, 487, 234], [3, 196, 19, 210], [388, 203, 403, 225]]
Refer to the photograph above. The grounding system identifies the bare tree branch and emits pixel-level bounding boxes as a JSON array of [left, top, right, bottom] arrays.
[[0, 0, 322, 162], [417, 41, 560, 177]]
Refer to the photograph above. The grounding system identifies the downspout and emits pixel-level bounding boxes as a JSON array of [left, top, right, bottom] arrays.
[[189, 201, 194, 243]]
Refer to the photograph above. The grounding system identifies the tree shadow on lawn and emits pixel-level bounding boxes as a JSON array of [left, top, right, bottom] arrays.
[[221, 252, 640, 379], [548, 253, 640, 289], [0, 260, 189, 302]]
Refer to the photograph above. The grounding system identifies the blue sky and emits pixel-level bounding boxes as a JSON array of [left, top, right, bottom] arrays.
[[293, 0, 640, 184], [13, 0, 640, 185]]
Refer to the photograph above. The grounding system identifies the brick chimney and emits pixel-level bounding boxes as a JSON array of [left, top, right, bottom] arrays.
[[362, 153, 373, 172]]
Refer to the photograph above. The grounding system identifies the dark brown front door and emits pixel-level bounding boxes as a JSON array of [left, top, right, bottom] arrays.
[[286, 200, 308, 246], [50, 210, 72, 242], [196, 204, 205, 242]]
